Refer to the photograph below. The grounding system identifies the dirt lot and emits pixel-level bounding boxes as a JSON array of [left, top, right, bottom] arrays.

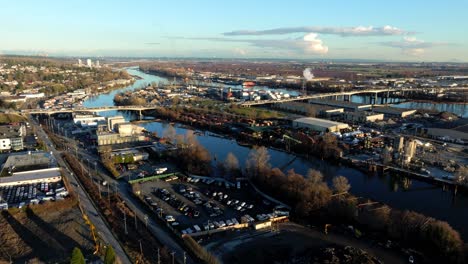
[[137, 176, 277, 231], [0, 199, 94, 263], [206, 222, 408, 264]]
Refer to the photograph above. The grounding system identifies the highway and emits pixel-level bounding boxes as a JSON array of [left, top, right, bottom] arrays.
[[30, 116, 131, 264]]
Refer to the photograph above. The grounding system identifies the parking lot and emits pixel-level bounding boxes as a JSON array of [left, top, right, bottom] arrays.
[[0, 181, 68, 208], [137, 175, 287, 235]]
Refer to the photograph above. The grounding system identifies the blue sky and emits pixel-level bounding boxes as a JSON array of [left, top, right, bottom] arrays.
[[1, 0, 467, 61]]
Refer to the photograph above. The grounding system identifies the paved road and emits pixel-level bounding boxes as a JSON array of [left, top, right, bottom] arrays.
[[30, 117, 131, 264], [54, 132, 194, 264], [206, 222, 408, 264]]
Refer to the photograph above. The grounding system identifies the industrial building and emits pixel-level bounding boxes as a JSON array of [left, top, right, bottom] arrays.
[[73, 113, 106, 127], [342, 112, 384, 123], [0, 151, 61, 187], [372, 106, 416, 118], [1, 151, 57, 176], [96, 132, 146, 146], [107, 116, 126, 131], [0, 168, 62, 187], [0, 124, 26, 151], [403, 139, 417, 163], [273, 102, 344, 117], [292, 117, 349, 132], [111, 149, 149, 162]]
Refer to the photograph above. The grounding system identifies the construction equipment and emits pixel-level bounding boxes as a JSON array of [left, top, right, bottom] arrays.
[[80, 204, 100, 255]]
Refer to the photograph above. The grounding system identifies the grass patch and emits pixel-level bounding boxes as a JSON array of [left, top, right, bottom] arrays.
[[228, 107, 284, 119], [0, 113, 27, 124]]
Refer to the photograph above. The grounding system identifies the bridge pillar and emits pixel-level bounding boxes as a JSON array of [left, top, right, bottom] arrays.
[[138, 110, 143, 120], [344, 95, 350, 101]]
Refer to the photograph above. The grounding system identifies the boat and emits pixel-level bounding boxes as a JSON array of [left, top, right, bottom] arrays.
[[236, 141, 253, 148], [242, 81, 256, 87]]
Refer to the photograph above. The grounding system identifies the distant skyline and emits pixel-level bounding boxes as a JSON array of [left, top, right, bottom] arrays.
[[1, 0, 467, 62]]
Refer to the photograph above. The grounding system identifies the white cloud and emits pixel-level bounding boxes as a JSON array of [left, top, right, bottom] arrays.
[[169, 34, 329, 55], [302, 33, 328, 54], [404, 48, 425, 56], [233, 48, 247, 55], [224, 25, 410, 37], [380, 37, 447, 56]]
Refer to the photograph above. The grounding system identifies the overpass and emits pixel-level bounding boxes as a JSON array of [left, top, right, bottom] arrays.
[[239, 86, 468, 107], [240, 88, 396, 107], [25, 105, 159, 115]]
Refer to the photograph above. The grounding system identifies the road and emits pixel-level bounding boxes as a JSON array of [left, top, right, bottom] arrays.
[[52, 130, 194, 264], [30, 116, 131, 264], [206, 222, 408, 264]]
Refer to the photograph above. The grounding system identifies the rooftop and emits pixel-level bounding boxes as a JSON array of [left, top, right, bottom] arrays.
[[0, 125, 23, 138], [1, 151, 57, 176], [0, 168, 61, 185], [294, 117, 349, 128], [372, 106, 416, 114]]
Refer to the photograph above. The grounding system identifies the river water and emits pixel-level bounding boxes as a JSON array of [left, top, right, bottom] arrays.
[[83, 67, 468, 238]]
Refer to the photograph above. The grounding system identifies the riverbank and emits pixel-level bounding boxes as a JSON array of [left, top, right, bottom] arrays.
[[83, 68, 468, 241]]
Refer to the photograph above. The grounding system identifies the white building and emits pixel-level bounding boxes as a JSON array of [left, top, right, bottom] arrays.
[[107, 116, 126, 132], [0, 168, 62, 187], [78, 59, 82, 67], [0, 125, 25, 151], [19, 92, 45, 99], [73, 113, 105, 127], [86, 59, 92, 68], [292, 117, 349, 132]]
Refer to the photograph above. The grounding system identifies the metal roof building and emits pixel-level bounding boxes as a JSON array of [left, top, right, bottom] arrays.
[[0, 167, 62, 187], [292, 117, 349, 132]]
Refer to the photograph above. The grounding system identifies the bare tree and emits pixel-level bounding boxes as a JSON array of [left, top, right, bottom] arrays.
[[163, 124, 176, 143], [224, 152, 239, 179], [332, 176, 351, 194], [245, 146, 271, 179]]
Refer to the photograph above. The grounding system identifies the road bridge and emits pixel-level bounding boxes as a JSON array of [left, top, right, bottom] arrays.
[[239, 86, 468, 107]]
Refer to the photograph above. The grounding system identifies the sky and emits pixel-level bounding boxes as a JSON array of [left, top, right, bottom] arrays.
[[1, 0, 467, 62]]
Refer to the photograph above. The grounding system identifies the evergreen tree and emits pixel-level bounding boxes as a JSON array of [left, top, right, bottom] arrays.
[[104, 245, 116, 264], [70, 247, 85, 264]]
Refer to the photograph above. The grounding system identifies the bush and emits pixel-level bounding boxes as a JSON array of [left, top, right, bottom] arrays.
[[70, 247, 85, 264], [182, 235, 220, 264]]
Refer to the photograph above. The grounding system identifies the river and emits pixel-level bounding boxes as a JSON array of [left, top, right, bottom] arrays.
[[83, 67, 468, 239]]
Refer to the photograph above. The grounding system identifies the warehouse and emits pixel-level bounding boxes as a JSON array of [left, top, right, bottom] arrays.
[[292, 117, 349, 132], [372, 106, 416, 118], [342, 112, 384, 123], [0, 167, 62, 187]]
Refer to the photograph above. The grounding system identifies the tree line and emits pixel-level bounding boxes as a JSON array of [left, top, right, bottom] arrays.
[[245, 146, 466, 263]]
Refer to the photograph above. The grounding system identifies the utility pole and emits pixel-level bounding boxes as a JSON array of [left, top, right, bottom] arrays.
[[139, 239, 143, 257], [183, 252, 186, 264], [171, 251, 175, 264], [157, 248, 161, 264], [124, 212, 128, 235], [107, 184, 110, 205], [144, 214, 148, 228], [98, 184, 101, 199], [135, 212, 138, 229]]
